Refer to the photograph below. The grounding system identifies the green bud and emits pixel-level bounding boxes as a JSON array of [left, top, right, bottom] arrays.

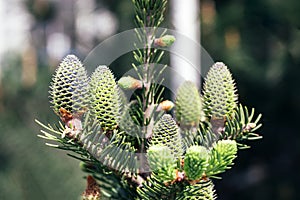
[[118, 76, 143, 90], [175, 81, 203, 127], [150, 114, 183, 159], [203, 62, 238, 119], [156, 100, 175, 112], [49, 54, 89, 115], [184, 145, 209, 180], [79, 161, 88, 172], [154, 35, 176, 47], [213, 140, 237, 156], [89, 65, 120, 131], [147, 144, 176, 182]]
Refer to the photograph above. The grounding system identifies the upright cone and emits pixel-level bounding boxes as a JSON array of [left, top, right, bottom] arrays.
[[149, 114, 183, 159], [203, 62, 238, 119], [175, 81, 202, 127], [49, 54, 89, 115], [89, 66, 120, 131]]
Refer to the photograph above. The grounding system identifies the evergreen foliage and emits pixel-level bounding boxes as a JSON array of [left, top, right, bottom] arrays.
[[36, 0, 262, 199], [147, 144, 177, 182], [184, 145, 209, 181]]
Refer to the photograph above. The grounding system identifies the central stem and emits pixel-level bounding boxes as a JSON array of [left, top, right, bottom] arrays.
[[140, 26, 155, 174]]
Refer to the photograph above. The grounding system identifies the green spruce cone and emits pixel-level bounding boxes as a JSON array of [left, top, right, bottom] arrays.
[[175, 81, 202, 127], [206, 140, 238, 177], [89, 65, 120, 131], [49, 54, 89, 115], [150, 114, 183, 159], [184, 145, 209, 180], [147, 144, 176, 182], [203, 62, 238, 119]]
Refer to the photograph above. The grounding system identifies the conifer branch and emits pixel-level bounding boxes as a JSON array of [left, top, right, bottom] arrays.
[[35, 0, 263, 199]]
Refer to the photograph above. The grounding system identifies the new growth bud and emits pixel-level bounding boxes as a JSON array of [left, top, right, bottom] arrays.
[[118, 76, 143, 90], [154, 35, 176, 47], [184, 145, 209, 181], [147, 144, 177, 182], [156, 100, 174, 112]]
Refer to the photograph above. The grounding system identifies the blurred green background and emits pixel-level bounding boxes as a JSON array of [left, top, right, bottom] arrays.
[[0, 0, 300, 199]]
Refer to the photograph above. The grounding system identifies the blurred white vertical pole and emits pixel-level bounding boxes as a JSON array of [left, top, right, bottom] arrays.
[[0, 0, 4, 81], [0, 0, 3, 106], [170, 0, 201, 87]]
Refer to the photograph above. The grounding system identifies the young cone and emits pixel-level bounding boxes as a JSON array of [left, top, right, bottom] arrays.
[[149, 114, 183, 159], [49, 54, 89, 115], [203, 62, 238, 119], [175, 81, 203, 127], [89, 65, 121, 131]]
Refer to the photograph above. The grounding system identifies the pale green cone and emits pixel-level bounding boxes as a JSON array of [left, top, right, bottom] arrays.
[[117, 88, 129, 119], [184, 145, 210, 180], [203, 62, 238, 119], [175, 81, 203, 127], [89, 65, 120, 131], [49, 54, 89, 115], [149, 114, 183, 159]]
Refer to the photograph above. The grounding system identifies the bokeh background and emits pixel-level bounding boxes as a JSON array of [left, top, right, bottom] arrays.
[[0, 0, 300, 199]]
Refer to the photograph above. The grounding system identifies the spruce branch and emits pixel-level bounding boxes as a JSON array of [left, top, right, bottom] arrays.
[[206, 140, 238, 178], [181, 121, 218, 151], [36, 114, 137, 199], [147, 144, 177, 182], [36, 0, 263, 199], [136, 173, 174, 200], [131, 0, 170, 176], [176, 180, 217, 200], [223, 104, 263, 148]]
